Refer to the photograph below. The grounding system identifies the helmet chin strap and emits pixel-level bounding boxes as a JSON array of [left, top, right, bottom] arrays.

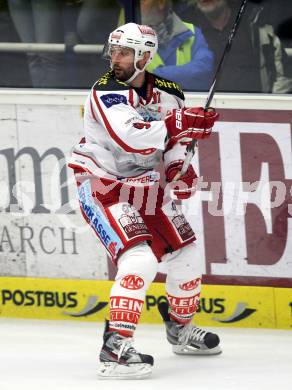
[[110, 60, 143, 84], [110, 56, 150, 84], [125, 61, 145, 84]]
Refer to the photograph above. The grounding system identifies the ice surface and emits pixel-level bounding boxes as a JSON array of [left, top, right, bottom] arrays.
[[0, 318, 291, 390]]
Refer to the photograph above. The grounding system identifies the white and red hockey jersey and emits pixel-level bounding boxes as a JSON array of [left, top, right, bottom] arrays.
[[69, 70, 187, 182]]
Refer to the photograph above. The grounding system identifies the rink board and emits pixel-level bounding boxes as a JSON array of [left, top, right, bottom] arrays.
[[1, 92, 292, 287], [0, 277, 291, 329]]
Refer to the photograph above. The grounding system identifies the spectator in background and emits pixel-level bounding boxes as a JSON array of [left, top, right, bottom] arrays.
[[75, 0, 123, 86], [7, 0, 65, 88], [0, 0, 30, 87], [187, 0, 292, 93], [140, 0, 214, 91], [266, 0, 292, 44], [77, 0, 122, 44]]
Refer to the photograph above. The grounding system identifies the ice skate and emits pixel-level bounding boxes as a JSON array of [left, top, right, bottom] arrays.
[[158, 301, 222, 355], [98, 320, 154, 379]]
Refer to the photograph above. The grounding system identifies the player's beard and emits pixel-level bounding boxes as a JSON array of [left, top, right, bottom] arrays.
[[112, 64, 135, 82]]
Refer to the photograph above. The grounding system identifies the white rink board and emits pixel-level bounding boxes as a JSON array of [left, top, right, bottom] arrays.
[[0, 90, 292, 281], [0, 98, 109, 279]]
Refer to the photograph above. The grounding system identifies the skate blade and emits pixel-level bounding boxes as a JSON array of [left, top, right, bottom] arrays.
[[98, 362, 152, 380], [172, 344, 222, 356]]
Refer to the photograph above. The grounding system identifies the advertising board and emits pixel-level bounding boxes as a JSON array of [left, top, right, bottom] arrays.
[[0, 277, 290, 329]]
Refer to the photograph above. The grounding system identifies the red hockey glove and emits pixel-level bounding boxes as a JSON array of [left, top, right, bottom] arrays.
[[164, 107, 219, 144], [166, 161, 198, 200]]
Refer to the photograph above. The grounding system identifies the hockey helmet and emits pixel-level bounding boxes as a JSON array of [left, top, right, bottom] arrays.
[[104, 23, 158, 82]]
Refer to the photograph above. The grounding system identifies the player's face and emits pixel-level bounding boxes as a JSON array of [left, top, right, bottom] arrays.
[[110, 46, 136, 81], [196, 0, 226, 14]]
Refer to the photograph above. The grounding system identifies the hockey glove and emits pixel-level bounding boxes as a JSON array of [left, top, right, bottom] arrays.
[[164, 107, 219, 144], [166, 161, 198, 200]]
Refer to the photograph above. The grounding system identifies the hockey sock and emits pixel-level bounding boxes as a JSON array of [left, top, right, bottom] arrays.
[[109, 242, 158, 336], [164, 243, 202, 324]]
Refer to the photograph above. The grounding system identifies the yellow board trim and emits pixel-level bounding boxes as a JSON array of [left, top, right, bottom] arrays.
[[0, 277, 291, 329]]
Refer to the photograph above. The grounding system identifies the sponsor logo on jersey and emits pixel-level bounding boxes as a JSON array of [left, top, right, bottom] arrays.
[[113, 203, 150, 240], [110, 296, 144, 325], [133, 121, 151, 130], [171, 214, 194, 241], [154, 78, 183, 95], [179, 278, 201, 291], [110, 296, 144, 313], [120, 275, 145, 290], [78, 180, 123, 257], [100, 93, 127, 108], [167, 293, 200, 314], [124, 172, 159, 184], [167, 293, 200, 323]]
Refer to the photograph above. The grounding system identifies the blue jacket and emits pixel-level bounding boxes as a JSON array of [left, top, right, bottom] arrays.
[[152, 26, 214, 91]]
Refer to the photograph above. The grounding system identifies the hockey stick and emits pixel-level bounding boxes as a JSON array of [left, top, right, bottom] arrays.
[[173, 0, 249, 181]]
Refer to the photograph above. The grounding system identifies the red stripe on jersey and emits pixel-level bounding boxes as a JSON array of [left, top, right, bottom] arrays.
[[92, 89, 154, 154], [68, 162, 91, 173], [90, 100, 97, 121], [128, 88, 134, 107]]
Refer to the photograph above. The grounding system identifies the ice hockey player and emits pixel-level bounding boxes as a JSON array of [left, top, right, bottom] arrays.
[[69, 22, 221, 379]]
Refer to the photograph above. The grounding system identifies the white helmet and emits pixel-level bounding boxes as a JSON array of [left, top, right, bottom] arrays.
[[104, 23, 158, 83]]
